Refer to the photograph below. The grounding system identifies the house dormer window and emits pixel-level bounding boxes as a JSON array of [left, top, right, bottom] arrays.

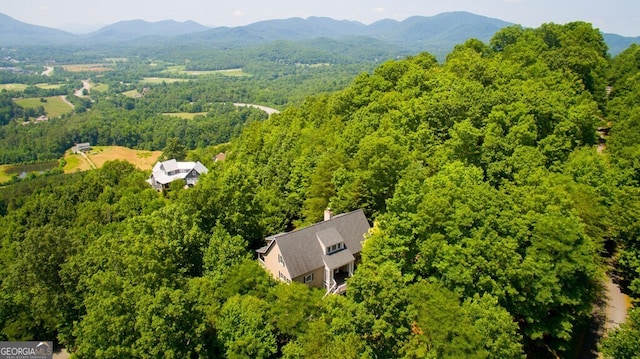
[[326, 242, 345, 255]]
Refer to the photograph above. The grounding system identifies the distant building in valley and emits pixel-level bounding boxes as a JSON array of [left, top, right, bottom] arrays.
[[72, 142, 91, 153]]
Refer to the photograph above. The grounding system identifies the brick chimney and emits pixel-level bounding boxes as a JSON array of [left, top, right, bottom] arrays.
[[324, 208, 334, 221]]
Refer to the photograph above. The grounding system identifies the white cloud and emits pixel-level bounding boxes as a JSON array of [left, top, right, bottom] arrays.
[[234, 10, 245, 17], [38, 5, 50, 11], [374, 7, 386, 13]]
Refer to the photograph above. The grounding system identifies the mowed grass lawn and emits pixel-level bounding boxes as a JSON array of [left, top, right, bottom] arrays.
[[64, 146, 162, 173], [14, 96, 73, 118]]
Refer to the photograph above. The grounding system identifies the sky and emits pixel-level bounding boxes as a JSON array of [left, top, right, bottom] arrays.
[[1, 0, 639, 36]]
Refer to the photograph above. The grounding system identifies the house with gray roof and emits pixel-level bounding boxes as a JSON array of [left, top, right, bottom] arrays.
[[257, 209, 371, 294], [147, 159, 208, 190]]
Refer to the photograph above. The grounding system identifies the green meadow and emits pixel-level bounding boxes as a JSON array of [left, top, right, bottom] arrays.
[[14, 96, 73, 118], [0, 84, 28, 91]]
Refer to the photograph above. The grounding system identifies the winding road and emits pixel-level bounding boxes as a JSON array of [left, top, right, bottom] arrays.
[[75, 80, 91, 97], [60, 95, 74, 108], [577, 276, 630, 359], [604, 277, 629, 331]]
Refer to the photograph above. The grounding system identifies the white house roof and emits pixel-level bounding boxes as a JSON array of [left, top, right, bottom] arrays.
[[149, 159, 209, 185]]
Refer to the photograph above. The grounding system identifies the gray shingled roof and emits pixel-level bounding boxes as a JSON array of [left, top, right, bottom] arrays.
[[265, 209, 370, 278], [322, 250, 356, 270], [316, 227, 344, 247]]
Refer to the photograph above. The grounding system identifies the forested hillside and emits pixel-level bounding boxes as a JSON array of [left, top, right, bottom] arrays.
[[0, 60, 366, 164], [1, 21, 639, 358]]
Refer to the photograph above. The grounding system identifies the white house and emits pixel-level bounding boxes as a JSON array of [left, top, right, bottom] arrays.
[[147, 159, 208, 190]]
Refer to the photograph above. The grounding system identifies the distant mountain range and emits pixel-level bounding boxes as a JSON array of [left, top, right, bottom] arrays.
[[0, 12, 637, 56]]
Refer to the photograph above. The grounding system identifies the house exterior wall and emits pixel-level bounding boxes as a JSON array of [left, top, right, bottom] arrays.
[[260, 243, 292, 283], [186, 170, 199, 185], [292, 266, 325, 289]]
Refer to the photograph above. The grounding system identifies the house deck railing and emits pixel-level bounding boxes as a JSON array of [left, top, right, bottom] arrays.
[[323, 279, 337, 298], [323, 278, 349, 297], [333, 282, 347, 295]]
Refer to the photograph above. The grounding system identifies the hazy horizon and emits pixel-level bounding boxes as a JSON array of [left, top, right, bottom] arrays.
[[2, 0, 639, 37]]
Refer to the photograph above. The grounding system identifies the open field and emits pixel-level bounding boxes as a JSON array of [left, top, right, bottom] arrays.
[[0, 161, 59, 183], [161, 66, 248, 77], [0, 165, 12, 183], [62, 64, 112, 73], [92, 83, 109, 92], [122, 89, 140, 98], [163, 112, 207, 119], [141, 77, 190, 84], [36, 83, 63, 89], [0, 165, 11, 183], [1, 83, 63, 91], [0, 83, 28, 91], [208, 68, 248, 76], [161, 65, 187, 74], [14, 96, 73, 118], [64, 146, 162, 173]]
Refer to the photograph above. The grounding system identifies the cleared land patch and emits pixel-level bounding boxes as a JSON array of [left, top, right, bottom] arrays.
[[163, 112, 207, 119], [141, 77, 190, 84], [122, 89, 140, 98], [207, 68, 248, 77], [1, 83, 63, 91], [92, 84, 109, 92], [36, 83, 63, 89], [64, 146, 162, 173], [161, 65, 187, 74], [63, 64, 112, 73], [0, 161, 59, 183], [0, 84, 28, 91], [14, 96, 74, 118], [161, 66, 248, 77]]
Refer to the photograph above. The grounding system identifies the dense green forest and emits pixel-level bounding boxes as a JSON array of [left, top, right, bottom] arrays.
[[1, 21, 640, 358]]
